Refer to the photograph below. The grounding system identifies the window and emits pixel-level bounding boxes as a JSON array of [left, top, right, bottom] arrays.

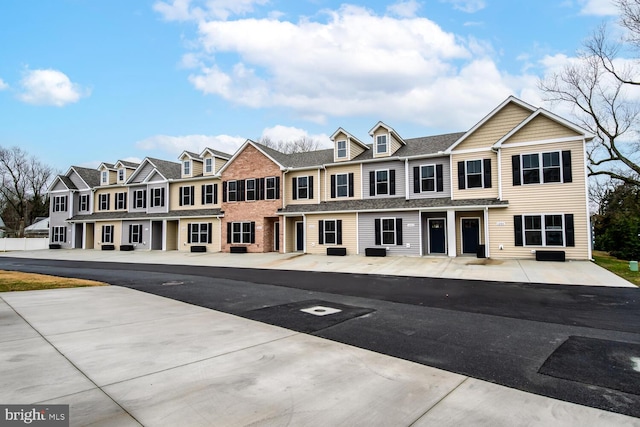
[[52, 226, 66, 243], [513, 151, 571, 186], [183, 160, 191, 175], [376, 170, 388, 195], [151, 188, 165, 207], [336, 174, 349, 197], [368, 170, 394, 196], [515, 214, 573, 247], [421, 165, 435, 192], [129, 224, 143, 244], [376, 135, 387, 154], [133, 189, 146, 209], [189, 223, 212, 244], [246, 179, 256, 201], [79, 195, 89, 211], [375, 218, 403, 246], [180, 186, 194, 206], [116, 192, 127, 210], [266, 177, 277, 200], [102, 225, 114, 243], [118, 168, 125, 182], [202, 184, 216, 205], [53, 196, 67, 212], [318, 219, 342, 245], [229, 221, 255, 244], [227, 180, 238, 202], [205, 158, 213, 174], [337, 140, 347, 158], [295, 176, 309, 199], [457, 159, 491, 190], [101, 171, 108, 184], [98, 194, 110, 211]]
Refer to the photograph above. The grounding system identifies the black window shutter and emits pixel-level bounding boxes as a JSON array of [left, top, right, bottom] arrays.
[[436, 164, 444, 192], [143, 190, 147, 208], [318, 220, 324, 244], [512, 155, 521, 186], [190, 186, 195, 205], [179, 187, 184, 206], [129, 224, 133, 244], [250, 222, 255, 244], [238, 181, 245, 201], [389, 170, 395, 195], [413, 167, 420, 193], [375, 219, 381, 245], [107, 194, 111, 209], [565, 214, 575, 247], [275, 176, 280, 199], [222, 182, 227, 202], [370, 171, 376, 196], [458, 162, 465, 190], [226, 222, 231, 244], [259, 178, 265, 200], [201, 185, 205, 205], [123, 193, 126, 209], [161, 188, 165, 206], [396, 218, 403, 245], [207, 223, 212, 244], [187, 224, 192, 244], [331, 174, 336, 198], [514, 215, 523, 246], [348, 173, 354, 197], [292, 177, 297, 200], [483, 159, 492, 188], [213, 184, 218, 204], [309, 176, 314, 199], [337, 220, 342, 245], [562, 151, 572, 183]]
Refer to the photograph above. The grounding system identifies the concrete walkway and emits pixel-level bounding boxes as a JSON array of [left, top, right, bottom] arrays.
[[2, 285, 638, 426], [0, 249, 636, 287]]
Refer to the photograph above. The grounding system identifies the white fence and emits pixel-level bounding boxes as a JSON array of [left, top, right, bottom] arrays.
[[0, 238, 49, 251]]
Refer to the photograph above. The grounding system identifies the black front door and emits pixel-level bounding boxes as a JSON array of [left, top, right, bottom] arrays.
[[296, 222, 304, 251], [462, 218, 480, 254], [428, 219, 446, 254], [274, 222, 280, 251]]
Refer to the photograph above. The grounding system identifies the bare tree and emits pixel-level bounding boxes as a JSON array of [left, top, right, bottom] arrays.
[[539, 0, 640, 186], [0, 146, 55, 237], [258, 135, 322, 154]]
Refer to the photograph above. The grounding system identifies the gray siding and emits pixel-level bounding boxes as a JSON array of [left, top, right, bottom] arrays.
[[130, 162, 155, 184], [51, 180, 68, 192], [408, 156, 451, 199], [362, 160, 405, 199], [128, 185, 147, 213], [69, 171, 89, 190], [358, 211, 421, 256], [147, 183, 169, 214], [49, 191, 72, 248], [121, 220, 151, 249]]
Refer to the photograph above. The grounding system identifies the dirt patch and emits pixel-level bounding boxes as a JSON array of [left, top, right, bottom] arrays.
[[465, 258, 504, 266]]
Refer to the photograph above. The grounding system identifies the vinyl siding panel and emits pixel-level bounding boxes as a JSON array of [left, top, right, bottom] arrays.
[[51, 180, 68, 192], [179, 217, 221, 252], [95, 221, 122, 248], [94, 188, 127, 213], [507, 115, 581, 143], [451, 151, 498, 200], [358, 211, 420, 256], [285, 170, 320, 205], [362, 160, 405, 199], [121, 220, 151, 249], [192, 161, 203, 177], [390, 135, 402, 155], [130, 162, 155, 184], [147, 183, 169, 214], [408, 156, 451, 199], [215, 157, 227, 173], [305, 213, 357, 255], [168, 178, 220, 211], [69, 171, 90, 190], [324, 164, 362, 201], [128, 185, 147, 213], [456, 103, 531, 151]]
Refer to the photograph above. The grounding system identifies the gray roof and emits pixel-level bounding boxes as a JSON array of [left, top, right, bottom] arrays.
[[59, 176, 77, 190], [72, 166, 101, 188], [147, 158, 181, 180], [68, 209, 222, 222], [25, 217, 49, 232], [278, 197, 508, 214], [208, 149, 232, 159], [118, 160, 140, 168]]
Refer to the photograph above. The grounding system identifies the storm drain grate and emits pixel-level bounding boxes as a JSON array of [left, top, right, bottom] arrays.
[[300, 306, 343, 316]]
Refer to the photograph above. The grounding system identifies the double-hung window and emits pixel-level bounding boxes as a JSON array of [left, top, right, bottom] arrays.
[[53, 196, 67, 212], [102, 225, 114, 244], [514, 151, 570, 185], [98, 194, 110, 211], [516, 214, 570, 247], [521, 154, 540, 184], [183, 160, 191, 176], [151, 188, 164, 207], [543, 152, 561, 183], [227, 180, 238, 202], [323, 220, 337, 244], [129, 224, 143, 244], [376, 135, 388, 154], [79, 194, 89, 212], [266, 177, 277, 200], [337, 140, 347, 159], [246, 179, 256, 201], [466, 160, 483, 188], [376, 170, 389, 195], [336, 174, 349, 197], [101, 171, 108, 184], [202, 184, 216, 205], [420, 165, 435, 192], [180, 186, 194, 206], [230, 222, 254, 244], [133, 189, 146, 209], [189, 223, 211, 244], [458, 159, 491, 190], [205, 158, 213, 174], [116, 192, 127, 210], [52, 226, 66, 243], [296, 177, 309, 199], [381, 218, 396, 245], [118, 168, 125, 182]]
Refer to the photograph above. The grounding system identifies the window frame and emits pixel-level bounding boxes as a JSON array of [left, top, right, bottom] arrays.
[[336, 140, 347, 159], [102, 225, 114, 244], [375, 169, 389, 195], [381, 217, 397, 245], [246, 178, 256, 201], [98, 194, 109, 211], [180, 186, 193, 206], [79, 194, 89, 212], [522, 214, 565, 247], [53, 196, 67, 212], [183, 160, 191, 176], [376, 134, 388, 154], [227, 180, 238, 202], [420, 165, 436, 192], [205, 158, 213, 174], [265, 177, 277, 200], [231, 221, 253, 244], [190, 222, 211, 244], [101, 171, 108, 184], [465, 159, 483, 188], [116, 192, 127, 210], [202, 184, 215, 205], [130, 224, 143, 244], [133, 189, 146, 209], [336, 173, 349, 198], [296, 176, 309, 200], [118, 168, 125, 182], [151, 187, 164, 207], [323, 219, 338, 245], [52, 226, 66, 243]]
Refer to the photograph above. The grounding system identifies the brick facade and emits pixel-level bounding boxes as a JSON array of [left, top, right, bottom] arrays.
[[221, 144, 283, 253]]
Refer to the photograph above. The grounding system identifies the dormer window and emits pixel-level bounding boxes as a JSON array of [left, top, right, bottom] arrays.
[[101, 171, 108, 184], [337, 140, 347, 159], [118, 168, 125, 182], [183, 160, 191, 175], [205, 158, 213, 174], [376, 135, 388, 154]]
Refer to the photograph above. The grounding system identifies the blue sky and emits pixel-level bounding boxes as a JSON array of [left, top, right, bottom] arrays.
[[0, 0, 621, 171]]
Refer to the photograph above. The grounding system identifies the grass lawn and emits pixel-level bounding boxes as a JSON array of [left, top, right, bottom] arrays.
[[0, 270, 107, 292], [592, 251, 640, 287]]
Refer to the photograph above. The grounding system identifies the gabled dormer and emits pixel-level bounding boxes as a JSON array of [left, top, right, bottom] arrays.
[[178, 151, 203, 178], [369, 122, 405, 158], [200, 148, 231, 175], [97, 163, 116, 186], [330, 128, 369, 162], [114, 160, 139, 184]]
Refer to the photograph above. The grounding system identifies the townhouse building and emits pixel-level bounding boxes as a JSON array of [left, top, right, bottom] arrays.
[[49, 96, 594, 260]]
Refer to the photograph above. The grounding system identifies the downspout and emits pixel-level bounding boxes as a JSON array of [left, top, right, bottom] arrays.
[[493, 147, 502, 201], [404, 158, 409, 200]]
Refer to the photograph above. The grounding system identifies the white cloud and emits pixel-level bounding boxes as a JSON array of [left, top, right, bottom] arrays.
[[579, 0, 618, 16], [387, 0, 421, 18], [260, 125, 332, 147], [154, 0, 268, 21], [18, 69, 88, 107], [0, 78, 8, 91], [441, 0, 486, 13], [136, 134, 246, 157]]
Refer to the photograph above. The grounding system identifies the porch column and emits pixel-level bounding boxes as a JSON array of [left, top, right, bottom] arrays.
[[162, 220, 167, 251], [82, 223, 87, 249], [447, 209, 456, 257], [483, 207, 490, 258]]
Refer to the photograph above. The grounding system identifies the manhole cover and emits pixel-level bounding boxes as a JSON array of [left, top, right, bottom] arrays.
[[300, 306, 342, 316], [161, 281, 184, 286]]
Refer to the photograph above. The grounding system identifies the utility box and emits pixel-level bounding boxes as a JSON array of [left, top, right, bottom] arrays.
[[630, 261, 638, 272]]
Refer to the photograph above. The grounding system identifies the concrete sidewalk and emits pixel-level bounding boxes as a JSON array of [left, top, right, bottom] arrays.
[[2, 286, 638, 426], [1, 249, 636, 287]]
